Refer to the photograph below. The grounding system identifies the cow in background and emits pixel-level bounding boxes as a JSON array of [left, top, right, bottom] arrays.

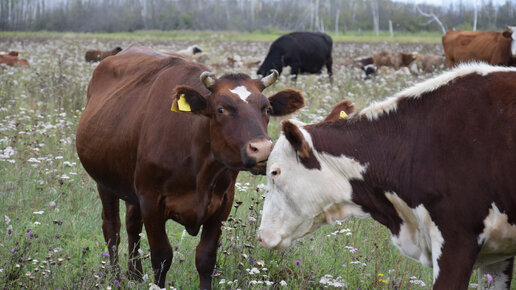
[[84, 47, 122, 62], [257, 32, 333, 81], [76, 43, 305, 289], [373, 50, 419, 70], [159, 45, 208, 63], [442, 26, 516, 67], [414, 54, 446, 73], [258, 63, 516, 289], [0, 51, 29, 67]]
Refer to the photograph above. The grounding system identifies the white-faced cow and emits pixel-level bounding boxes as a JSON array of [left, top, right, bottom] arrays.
[[258, 63, 516, 289], [257, 32, 333, 81], [443, 26, 516, 67], [76, 43, 305, 289]]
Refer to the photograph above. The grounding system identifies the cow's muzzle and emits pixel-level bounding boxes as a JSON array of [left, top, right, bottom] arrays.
[[243, 137, 273, 175]]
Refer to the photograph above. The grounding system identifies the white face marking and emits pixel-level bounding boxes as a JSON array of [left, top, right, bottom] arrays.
[[385, 192, 444, 283], [229, 86, 252, 103], [258, 120, 368, 249], [510, 27, 516, 56], [359, 63, 516, 121]]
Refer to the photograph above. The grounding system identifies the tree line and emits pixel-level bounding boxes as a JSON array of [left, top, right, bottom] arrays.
[[1, 0, 515, 34]]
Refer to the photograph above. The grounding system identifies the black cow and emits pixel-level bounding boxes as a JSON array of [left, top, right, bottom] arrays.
[[257, 32, 333, 80]]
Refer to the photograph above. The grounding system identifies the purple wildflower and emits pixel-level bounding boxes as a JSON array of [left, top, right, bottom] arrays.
[[295, 260, 301, 265], [102, 253, 110, 257], [27, 230, 34, 238], [487, 274, 493, 283], [10, 248, 16, 253], [230, 243, 235, 248], [213, 269, 218, 275], [251, 259, 257, 264], [114, 280, 120, 287]]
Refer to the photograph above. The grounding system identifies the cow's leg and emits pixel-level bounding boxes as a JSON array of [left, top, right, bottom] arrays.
[[478, 258, 514, 290], [98, 185, 121, 274], [432, 236, 479, 290], [140, 197, 172, 288], [125, 202, 143, 281], [326, 57, 333, 81], [196, 189, 234, 290]]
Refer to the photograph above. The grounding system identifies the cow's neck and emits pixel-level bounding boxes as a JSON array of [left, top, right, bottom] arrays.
[[308, 106, 422, 235]]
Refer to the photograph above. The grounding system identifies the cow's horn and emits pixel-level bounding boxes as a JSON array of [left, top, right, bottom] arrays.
[[200, 71, 216, 88], [261, 70, 279, 88]]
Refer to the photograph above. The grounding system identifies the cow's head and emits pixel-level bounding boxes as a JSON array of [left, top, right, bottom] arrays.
[[172, 70, 305, 175], [503, 26, 516, 57], [258, 120, 368, 250], [257, 50, 283, 77]]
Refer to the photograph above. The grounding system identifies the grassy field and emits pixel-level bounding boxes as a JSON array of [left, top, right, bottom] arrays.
[[0, 32, 496, 289], [0, 29, 443, 43]]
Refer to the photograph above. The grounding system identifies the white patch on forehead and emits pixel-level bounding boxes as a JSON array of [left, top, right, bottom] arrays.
[[229, 86, 252, 103], [477, 203, 516, 266], [385, 192, 444, 283], [359, 63, 516, 121]]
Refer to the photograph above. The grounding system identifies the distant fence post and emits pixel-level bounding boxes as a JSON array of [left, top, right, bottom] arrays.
[[389, 20, 393, 37]]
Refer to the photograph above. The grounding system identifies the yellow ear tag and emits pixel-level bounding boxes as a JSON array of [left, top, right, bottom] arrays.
[[339, 110, 348, 119], [172, 94, 191, 112]]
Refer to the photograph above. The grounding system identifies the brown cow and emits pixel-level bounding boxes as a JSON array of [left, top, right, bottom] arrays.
[[373, 50, 419, 70], [84, 47, 122, 62], [442, 26, 516, 67], [0, 53, 29, 67], [76, 43, 305, 289]]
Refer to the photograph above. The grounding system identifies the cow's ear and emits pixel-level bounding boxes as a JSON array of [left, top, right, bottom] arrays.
[[268, 89, 305, 116], [323, 99, 355, 122], [282, 120, 310, 159], [503, 30, 512, 38], [171, 85, 207, 114]]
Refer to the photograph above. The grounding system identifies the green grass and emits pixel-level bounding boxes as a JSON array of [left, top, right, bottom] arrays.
[[0, 33, 498, 289], [0, 29, 443, 43]]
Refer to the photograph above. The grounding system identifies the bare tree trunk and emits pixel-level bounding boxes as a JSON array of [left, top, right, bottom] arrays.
[[473, 0, 477, 31], [335, 9, 339, 35], [389, 20, 393, 37], [416, 5, 447, 34], [371, 0, 379, 36]]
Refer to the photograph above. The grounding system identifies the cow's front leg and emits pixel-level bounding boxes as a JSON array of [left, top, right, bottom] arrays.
[[432, 235, 480, 290], [478, 258, 514, 290], [196, 190, 234, 290], [125, 202, 143, 281], [141, 197, 172, 288]]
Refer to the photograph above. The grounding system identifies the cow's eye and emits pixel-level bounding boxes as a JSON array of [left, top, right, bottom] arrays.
[[271, 168, 281, 177], [217, 107, 225, 114], [265, 107, 273, 115]]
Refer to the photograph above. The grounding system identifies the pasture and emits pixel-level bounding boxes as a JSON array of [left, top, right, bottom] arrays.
[[0, 33, 498, 289]]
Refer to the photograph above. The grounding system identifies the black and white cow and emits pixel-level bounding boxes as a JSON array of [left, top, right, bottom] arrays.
[[258, 63, 516, 289], [257, 32, 333, 80]]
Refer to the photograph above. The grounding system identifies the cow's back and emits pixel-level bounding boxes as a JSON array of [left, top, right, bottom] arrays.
[[279, 32, 332, 72], [443, 30, 512, 66], [76, 44, 209, 200]]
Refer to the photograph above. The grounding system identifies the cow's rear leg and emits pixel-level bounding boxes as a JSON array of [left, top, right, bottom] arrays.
[[478, 258, 514, 289], [141, 198, 172, 288], [98, 185, 121, 274], [125, 202, 143, 281]]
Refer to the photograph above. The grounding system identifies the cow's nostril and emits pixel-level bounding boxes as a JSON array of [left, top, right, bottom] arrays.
[[249, 144, 259, 152]]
